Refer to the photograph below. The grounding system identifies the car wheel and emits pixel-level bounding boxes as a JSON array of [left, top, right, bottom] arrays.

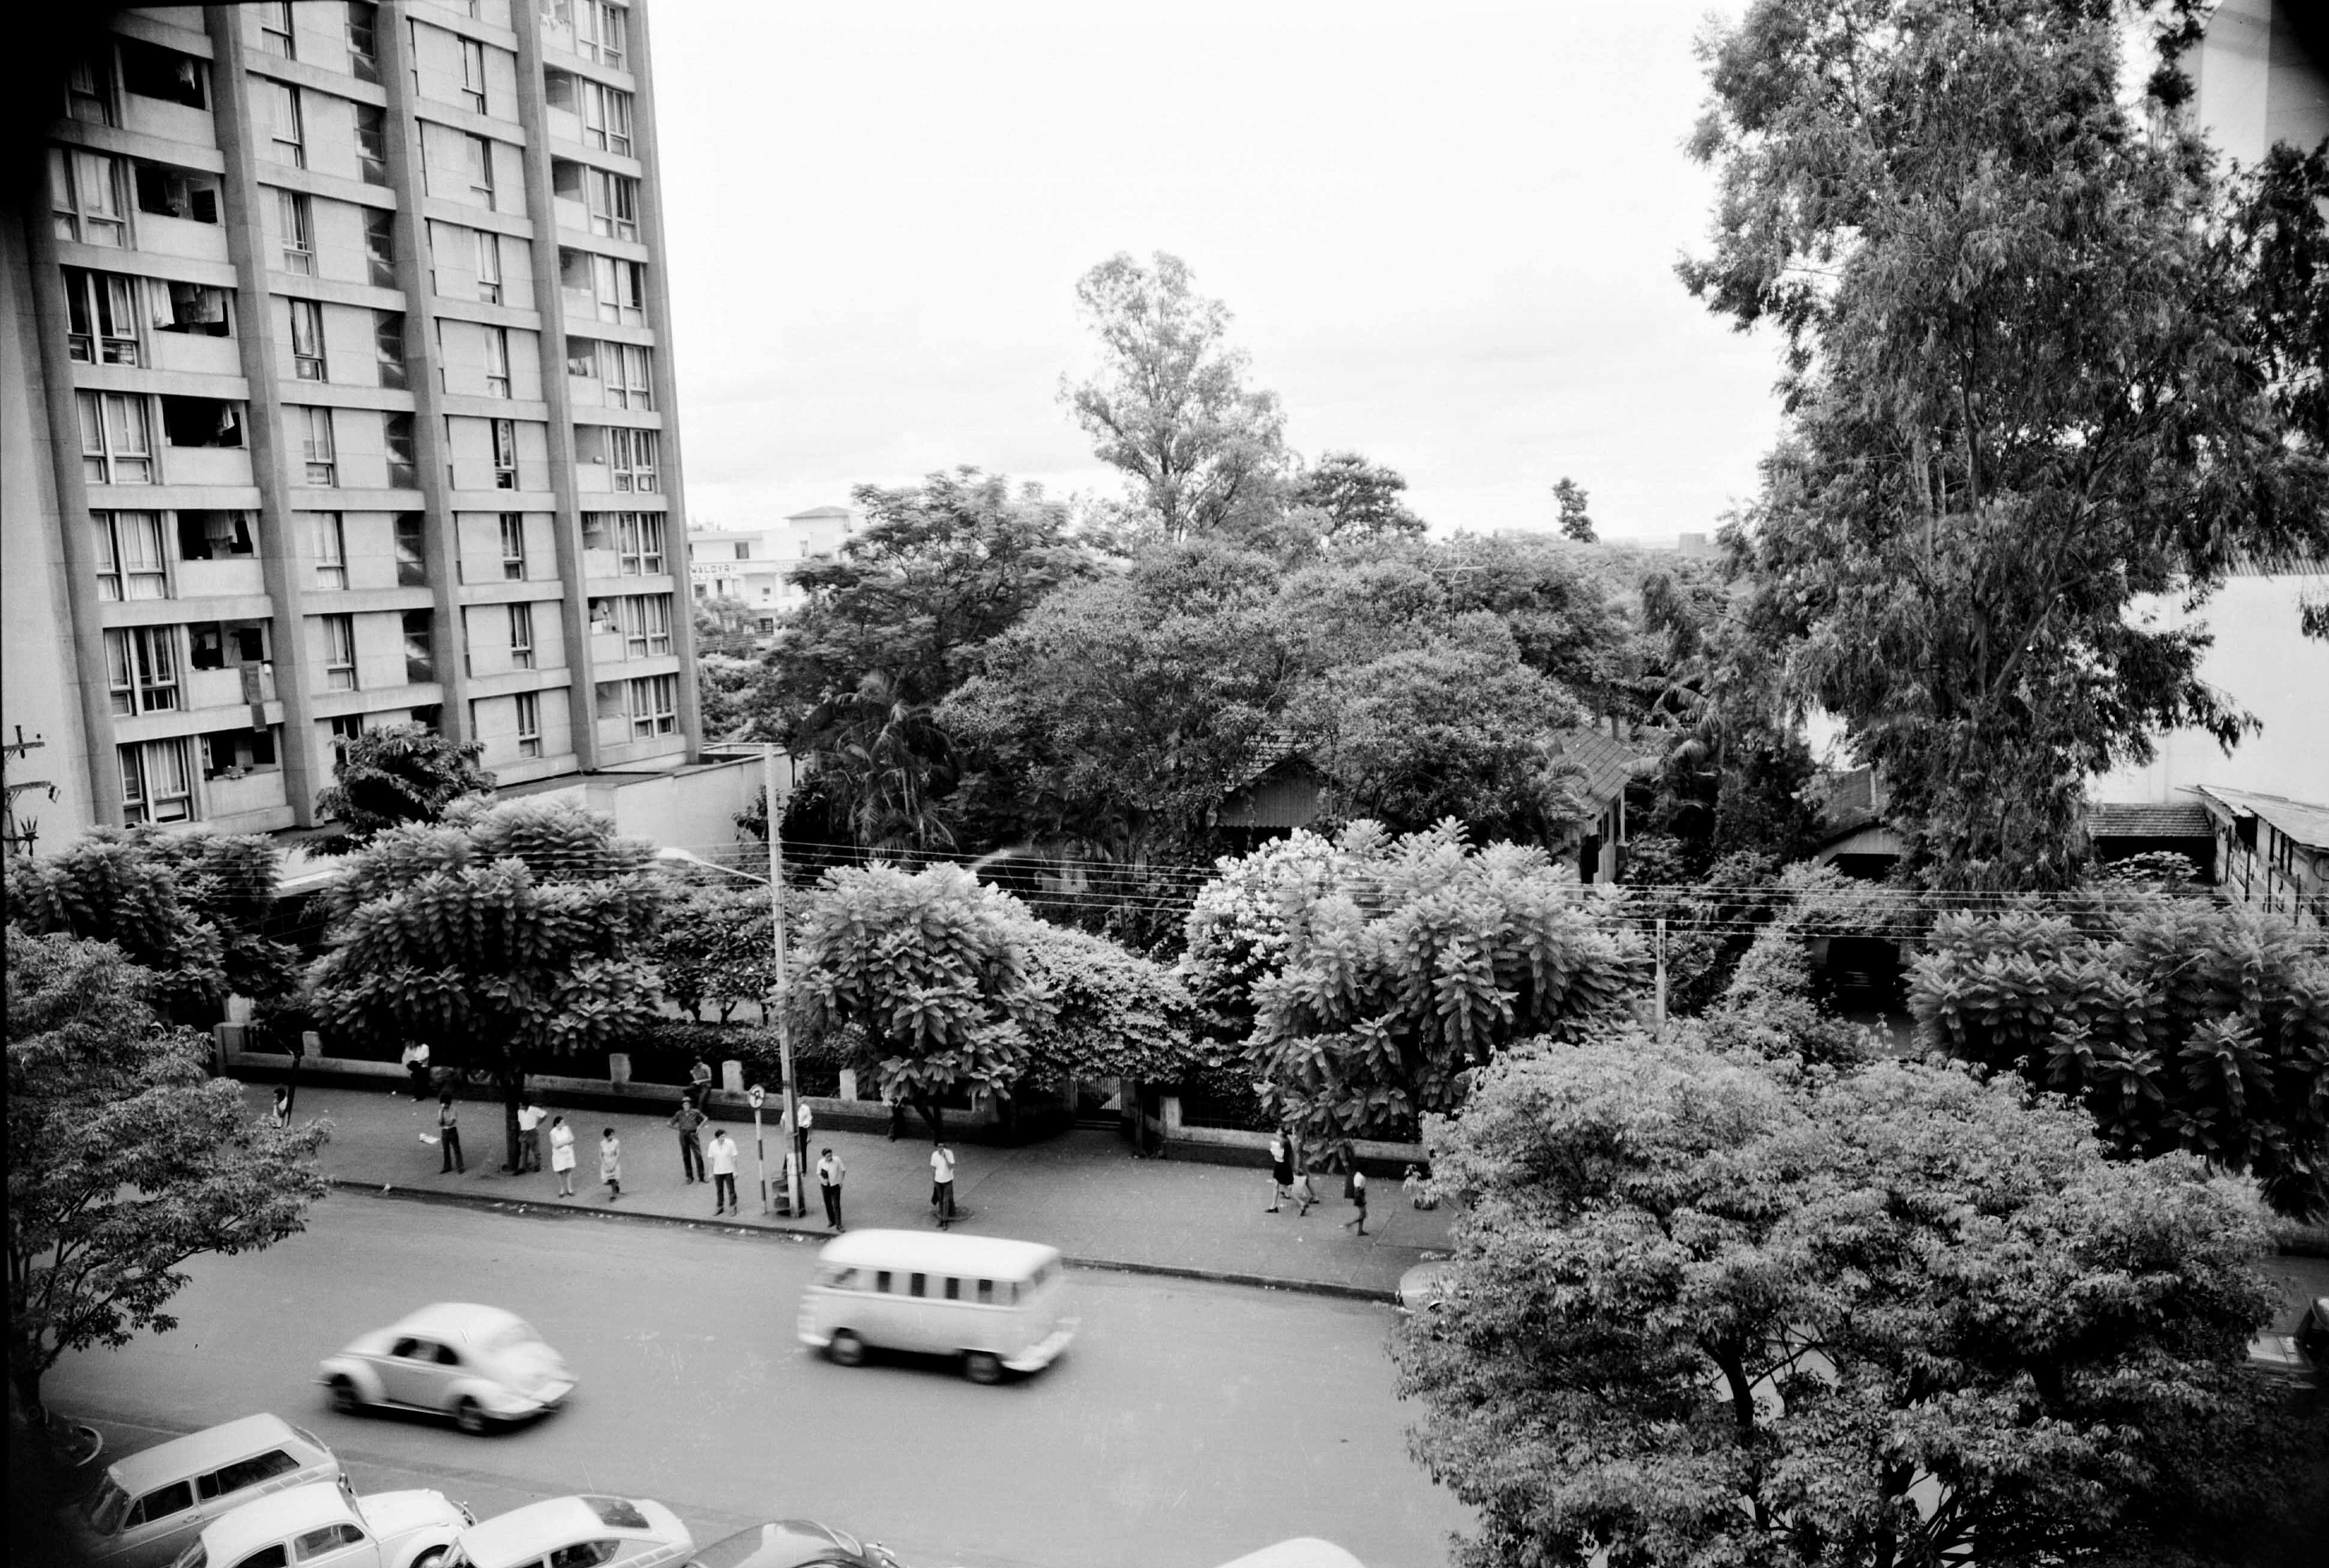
[[328, 1377, 363, 1415], [964, 1351, 1004, 1386], [411, 1552, 448, 1568], [827, 1331, 866, 1367], [454, 1396, 488, 1435]]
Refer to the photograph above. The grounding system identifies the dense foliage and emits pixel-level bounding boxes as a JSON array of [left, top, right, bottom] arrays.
[[1397, 1030, 2324, 1568], [7, 930, 328, 1419], [647, 884, 776, 1022], [1910, 899, 2329, 1218], [1014, 918, 1207, 1088], [313, 723, 495, 843]]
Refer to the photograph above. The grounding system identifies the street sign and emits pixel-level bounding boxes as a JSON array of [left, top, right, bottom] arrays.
[[747, 1085, 765, 1109]]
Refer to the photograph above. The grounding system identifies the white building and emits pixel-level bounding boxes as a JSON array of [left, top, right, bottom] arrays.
[[688, 504, 854, 629]]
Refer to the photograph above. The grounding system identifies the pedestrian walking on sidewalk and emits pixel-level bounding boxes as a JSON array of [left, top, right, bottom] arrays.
[[1341, 1165, 1369, 1236], [268, 1087, 291, 1129], [885, 1084, 906, 1142], [401, 1041, 432, 1100], [516, 1099, 546, 1172], [1266, 1132, 1293, 1212], [671, 1101, 708, 1183], [816, 1147, 846, 1231], [708, 1128, 740, 1214], [549, 1115, 577, 1196], [437, 1094, 465, 1174], [930, 1142, 956, 1229], [599, 1127, 623, 1201]]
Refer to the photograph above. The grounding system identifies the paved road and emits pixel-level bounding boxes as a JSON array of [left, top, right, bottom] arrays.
[[46, 1193, 1471, 1568]]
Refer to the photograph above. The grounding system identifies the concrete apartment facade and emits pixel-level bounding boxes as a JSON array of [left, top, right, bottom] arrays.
[[3, 0, 702, 846], [688, 503, 855, 628]]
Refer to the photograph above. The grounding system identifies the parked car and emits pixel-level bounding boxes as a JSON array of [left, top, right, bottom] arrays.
[[319, 1303, 574, 1435], [2248, 1294, 2329, 1392], [170, 1480, 471, 1568], [442, 1496, 689, 1568], [689, 1520, 909, 1568], [797, 1230, 1077, 1384], [61, 1414, 341, 1568]]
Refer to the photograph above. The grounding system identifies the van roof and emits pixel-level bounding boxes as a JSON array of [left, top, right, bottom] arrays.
[[107, 1414, 310, 1494], [816, 1229, 1061, 1277]]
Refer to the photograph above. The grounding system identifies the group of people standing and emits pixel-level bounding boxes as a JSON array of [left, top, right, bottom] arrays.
[[1265, 1131, 1389, 1237]]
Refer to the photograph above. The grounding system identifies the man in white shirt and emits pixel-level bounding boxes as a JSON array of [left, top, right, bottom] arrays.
[[515, 1099, 545, 1172], [816, 1147, 845, 1231], [930, 1143, 956, 1229], [707, 1127, 740, 1215]]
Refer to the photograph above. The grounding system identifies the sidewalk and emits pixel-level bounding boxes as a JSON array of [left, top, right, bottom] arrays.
[[262, 1081, 1454, 1301]]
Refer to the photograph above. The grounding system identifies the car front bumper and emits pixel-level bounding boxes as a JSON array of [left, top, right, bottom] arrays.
[[1004, 1317, 1078, 1374]]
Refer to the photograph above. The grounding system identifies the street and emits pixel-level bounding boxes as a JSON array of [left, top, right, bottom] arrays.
[[44, 1193, 1471, 1568]]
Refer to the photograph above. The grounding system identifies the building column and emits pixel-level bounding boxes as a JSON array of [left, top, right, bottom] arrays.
[[204, 5, 328, 824]]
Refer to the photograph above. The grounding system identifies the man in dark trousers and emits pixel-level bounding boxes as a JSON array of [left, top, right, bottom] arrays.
[[816, 1147, 846, 1231], [671, 1100, 708, 1183], [436, 1093, 464, 1174]]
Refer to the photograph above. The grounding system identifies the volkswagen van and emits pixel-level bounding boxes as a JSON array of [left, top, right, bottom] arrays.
[[797, 1230, 1076, 1384]]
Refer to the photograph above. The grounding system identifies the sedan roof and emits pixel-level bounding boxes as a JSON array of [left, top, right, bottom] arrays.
[[197, 1483, 352, 1562]]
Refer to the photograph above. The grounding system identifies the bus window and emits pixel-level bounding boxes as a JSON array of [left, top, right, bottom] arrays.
[[943, 1277, 961, 1301], [975, 1279, 994, 1305], [875, 1270, 893, 1294], [909, 1273, 927, 1298]]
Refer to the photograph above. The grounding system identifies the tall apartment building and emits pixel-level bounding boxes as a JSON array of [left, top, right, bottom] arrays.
[[2, 0, 699, 844]]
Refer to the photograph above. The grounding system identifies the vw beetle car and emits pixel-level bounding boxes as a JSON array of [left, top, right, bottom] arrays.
[[170, 1480, 471, 1568], [690, 1520, 911, 1568], [439, 1496, 688, 1568], [319, 1304, 573, 1434]]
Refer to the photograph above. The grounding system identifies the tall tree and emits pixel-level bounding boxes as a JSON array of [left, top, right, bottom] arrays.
[[307, 801, 666, 1169], [7, 930, 328, 1426], [1684, 0, 2329, 889], [774, 469, 1088, 850], [1396, 1030, 2324, 1568], [314, 723, 495, 845], [1062, 252, 1288, 540], [1552, 475, 1595, 541], [1291, 451, 1427, 541]]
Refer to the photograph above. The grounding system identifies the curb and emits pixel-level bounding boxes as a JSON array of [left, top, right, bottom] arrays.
[[326, 1178, 1402, 1304]]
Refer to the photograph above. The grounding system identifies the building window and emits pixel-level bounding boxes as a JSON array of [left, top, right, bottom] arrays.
[[394, 512, 427, 586], [584, 167, 638, 241], [402, 610, 435, 684], [616, 512, 663, 574], [484, 326, 512, 399], [582, 79, 632, 154], [289, 298, 327, 381], [329, 712, 365, 758], [364, 207, 397, 288], [76, 391, 153, 484], [491, 418, 518, 489], [92, 511, 168, 601], [374, 310, 408, 390], [119, 738, 194, 824], [200, 725, 278, 782], [259, 2, 296, 57], [466, 134, 495, 209], [134, 164, 220, 225], [621, 594, 671, 658], [64, 48, 114, 125], [310, 513, 347, 590], [355, 103, 388, 185], [346, 2, 381, 82], [606, 342, 652, 409], [509, 602, 535, 669], [63, 268, 140, 366], [119, 40, 207, 109], [514, 690, 541, 757], [460, 37, 488, 115], [577, 1, 627, 68], [565, 250, 645, 325], [278, 189, 315, 274], [499, 512, 526, 579], [628, 674, 676, 739], [104, 626, 180, 715], [50, 149, 128, 247], [267, 81, 305, 168], [176, 510, 255, 562], [385, 412, 418, 489], [474, 228, 502, 304], [154, 279, 230, 337], [297, 405, 335, 484], [322, 614, 358, 689], [610, 427, 655, 492]]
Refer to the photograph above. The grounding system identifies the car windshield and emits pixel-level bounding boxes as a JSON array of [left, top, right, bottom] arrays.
[[85, 1477, 131, 1535]]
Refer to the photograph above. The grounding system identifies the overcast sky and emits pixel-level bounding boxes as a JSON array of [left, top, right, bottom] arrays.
[[650, 0, 1775, 543]]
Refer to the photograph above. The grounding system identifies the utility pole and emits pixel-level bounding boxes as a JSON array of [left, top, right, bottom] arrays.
[[1654, 915, 1669, 1029], [764, 745, 804, 1219], [2, 728, 56, 857]]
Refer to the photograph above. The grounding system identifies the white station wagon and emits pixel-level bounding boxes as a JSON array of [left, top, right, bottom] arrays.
[[319, 1303, 574, 1434], [65, 1415, 342, 1568], [170, 1480, 471, 1568]]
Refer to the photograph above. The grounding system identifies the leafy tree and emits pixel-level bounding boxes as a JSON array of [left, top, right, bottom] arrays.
[[314, 723, 494, 844], [648, 885, 776, 1022], [1909, 898, 2329, 1219], [1189, 821, 1643, 1148], [1291, 451, 1426, 541], [7, 929, 328, 1426], [1063, 252, 1288, 540], [790, 863, 1037, 1139], [1684, 0, 2329, 890], [4, 827, 298, 1012], [1432, 532, 1632, 720], [1396, 1030, 2324, 1568], [1552, 475, 1595, 541], [1014, 918, 1208, 1088], [774, 468, 1089, 850], [307, 800, 666, 1169]]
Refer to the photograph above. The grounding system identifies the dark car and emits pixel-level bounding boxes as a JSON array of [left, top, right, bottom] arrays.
[[2247, 1295, 2328, 1391], [690, 1520, 911, 1568]]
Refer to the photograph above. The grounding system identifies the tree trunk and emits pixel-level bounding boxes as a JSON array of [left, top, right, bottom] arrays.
[[499, 1051, 525, 1173]]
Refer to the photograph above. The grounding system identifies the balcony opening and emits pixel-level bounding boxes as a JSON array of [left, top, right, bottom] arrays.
[[133, 164, 220, 224], [155, 280, 231, 337], [188, 620, 270, 672], [119, 39, 207, 110], [159, 396, 244, 448], [176, 510, 255, 561], [200, 726, 279, 783]]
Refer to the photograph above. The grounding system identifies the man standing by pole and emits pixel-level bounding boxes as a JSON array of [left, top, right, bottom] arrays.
[[765, 745, 805, 1221]]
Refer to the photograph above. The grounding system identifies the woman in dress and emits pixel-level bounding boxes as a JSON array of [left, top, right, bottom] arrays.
[[598, 1126, 622, 1201], [548, 1114, 577, 1197]]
